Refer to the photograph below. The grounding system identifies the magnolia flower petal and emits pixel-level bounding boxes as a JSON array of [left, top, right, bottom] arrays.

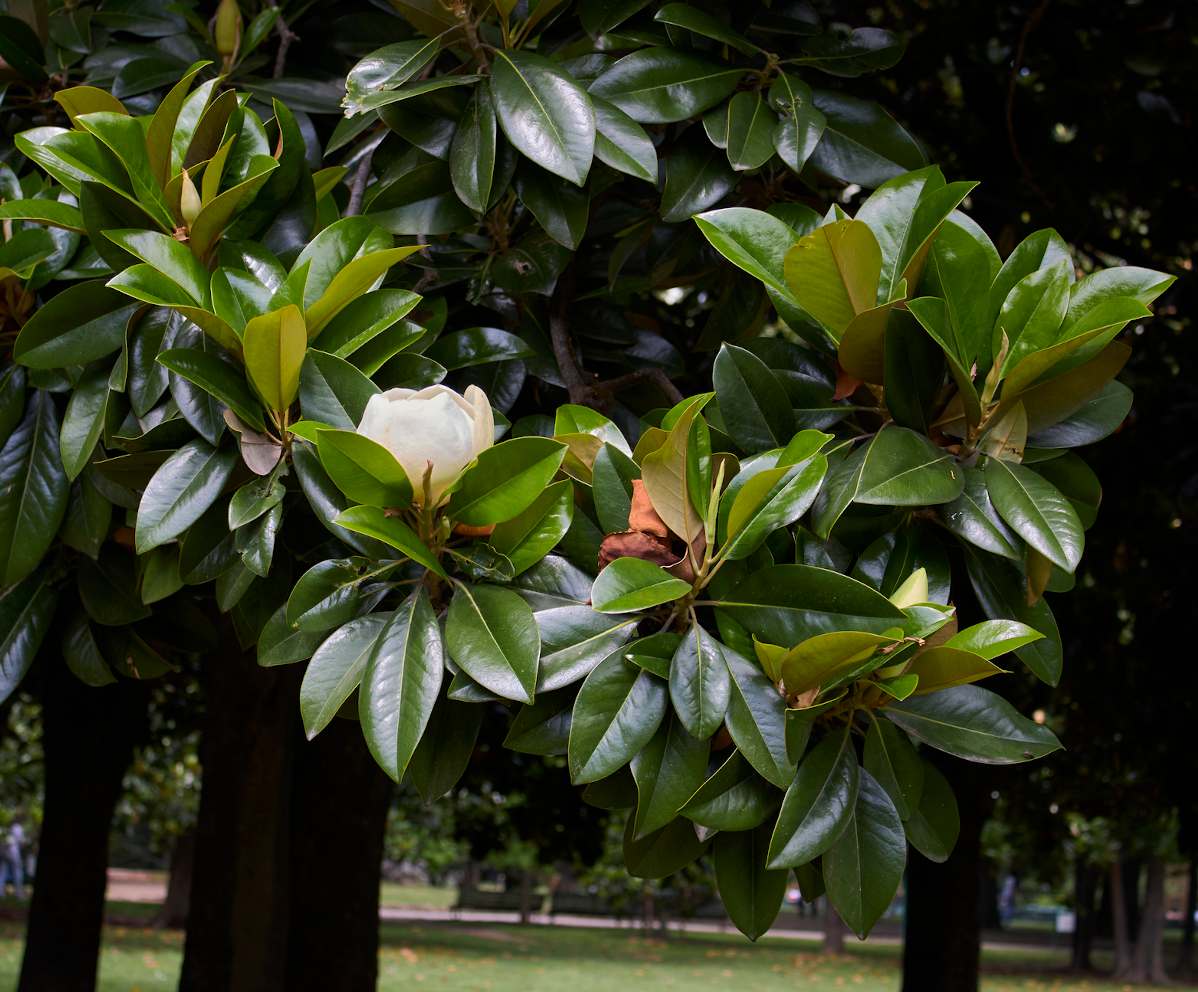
[[464, 384, 495, 455], [356, 383, 494, 505]]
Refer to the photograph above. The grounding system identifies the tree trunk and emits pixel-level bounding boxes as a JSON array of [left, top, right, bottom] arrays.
[[285, 716, 392, 992], [1180, 858, 1196, 974], [1071, 860, 1096, 972], [518, 869, 534, 925], [1122, 856, 1168, 983], [18, 662, 148, 992], [900, 758, 991, 992], [154, 830, 194, 929], [823, 899, 846, 954], [177, 638, 299, 992], [1111, 860, 1132, 977]]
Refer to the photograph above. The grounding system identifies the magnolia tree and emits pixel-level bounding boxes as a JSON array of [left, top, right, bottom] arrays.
[[0, 0, 1173, 960]]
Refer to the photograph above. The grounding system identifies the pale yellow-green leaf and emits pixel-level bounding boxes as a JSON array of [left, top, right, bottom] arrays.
[[244, 304, 307, 413], [779, 631, 896, 695], [641, 405, 702, 542], [888, 568, 928, 609], [783, 219, 881, 338], [907, 645, 1006, 694]]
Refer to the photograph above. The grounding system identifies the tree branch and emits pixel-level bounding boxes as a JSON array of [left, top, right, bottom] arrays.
[[548, 269, 684, 409], [267, 0, 298, 80], [345, 150, 374, 218]]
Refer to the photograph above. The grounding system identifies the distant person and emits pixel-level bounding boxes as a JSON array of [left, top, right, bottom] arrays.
[[1, 819, 26, 898], [999, 873, 1018, 926]]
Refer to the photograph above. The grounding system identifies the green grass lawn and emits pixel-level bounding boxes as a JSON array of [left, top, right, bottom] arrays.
[[1, 909, 1183, 992]]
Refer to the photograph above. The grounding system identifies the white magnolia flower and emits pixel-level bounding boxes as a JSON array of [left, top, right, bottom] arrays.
[[357, 384, 494, 504]]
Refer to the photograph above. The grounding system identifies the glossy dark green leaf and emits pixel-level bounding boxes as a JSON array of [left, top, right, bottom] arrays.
[[767, 728, 858, 868], [939, 466, 1021, 561], [14, 281, 136, 369], [681, 752, 777, 831], [426, 326, 534, 370], [721, 564, 905, 646], [407, 692, 484, 802], [591, 557, 691, 614], [516, 165, 590, 249], [669, 622, 731, 740], [985, 458, 1082, 572], [535, 606, 637, 692], [446, 582, 539, 704], [489, 479, 574, 576], [592, 96, 657, 183], [884, 312, 945, 433], [316, 428, 412, 508], [504, 691, 574, 756], [157, 348, 268, 433], [298, 350, 379, 431], [723, 646, 794, 789], [854, 426, 963, 506], [631, 713, 710, 838], [660, 137, 736, 223], [569, 652, 667, 784], [824, 769, 906, 938], [134, 439, 236, 553], [62, 611, 116, 687], [725, 92, 775, 171], [713, 344, 794, 453], [623, 815, 708, 879], [58, 366, 109, 482], [0, 392, 69, 586], [965, 551, 1062, 685], [715, 825, 788, 941], [590, 47, 741, 123], [300, 615, 387, 739], [361, 589, 443, 781], [490, 50, 595, 187], [904, 761, 959, 863], [77, 551, 150, 626], [448, 436, 566, 526], [808, 90, 925, 187], [344, 38, 442, 115], [0, 570, 56, 705], [449, 88, 498, 213], [334, 506, 444, 577], [887, 684, 1062, 764], [863, 717, 923, 820], [258, 605, 326, 667], [723, 450, 828, 560]]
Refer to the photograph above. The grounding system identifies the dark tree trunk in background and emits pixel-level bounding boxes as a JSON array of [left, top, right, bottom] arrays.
[[1111, 861, 1132, 976], [1070, 861, 1097, 971], [823, 899, 846, 954], [901, 758, 991, 992], [1122, 857, 1168, 983], [285, 716, 392, 992], [178, 638, 299, 992], [1180, 859, 1197, 973], [18, 662, 147, 992], [155, 830, 194, 929]]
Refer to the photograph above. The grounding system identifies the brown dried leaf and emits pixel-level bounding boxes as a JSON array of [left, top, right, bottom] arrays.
[[628, 479, 669, 538], [597, 530, 675, 571]]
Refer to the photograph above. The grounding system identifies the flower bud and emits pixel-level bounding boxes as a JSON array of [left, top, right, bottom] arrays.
[[214, 0, 243, 61], [180, 168, 201, 228], [357, 384, 494, 505]]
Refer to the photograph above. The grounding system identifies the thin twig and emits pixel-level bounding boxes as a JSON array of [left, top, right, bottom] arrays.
[[267, 0, 298, 79], [548, 268, 684, 408], [549, 270, 589, 404], [1005, 0, 1053, 206], [345, 150, 374, 217], [593, 369, 685, 406]]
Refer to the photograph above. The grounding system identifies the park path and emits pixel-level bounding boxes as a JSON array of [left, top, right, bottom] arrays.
[[105, 869, 1057, 952]]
